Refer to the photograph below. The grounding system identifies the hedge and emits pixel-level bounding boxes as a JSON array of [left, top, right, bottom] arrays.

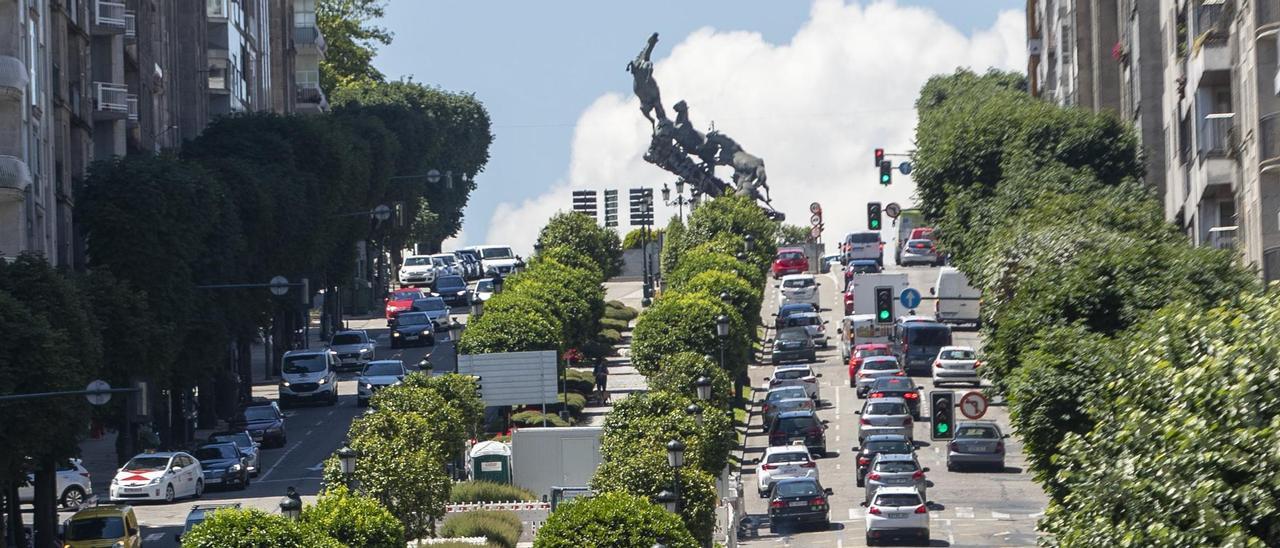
[[533, 491, 697, 548], [511, 410, 570, 428], [645, 352, 734, 410], [440, 510, 523, 548], [599, 317, 630, 332], [564, 369, 595, 394], [302, 486, 404, 548], [597, 329, 622, 345], [628, 291, 751, 376], [604, 303, 639, 321], [181, 508, 343, 548], [449, 481, 537, 503]]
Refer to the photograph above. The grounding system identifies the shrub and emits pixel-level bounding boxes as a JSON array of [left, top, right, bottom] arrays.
[[564, 369, 595, 394], [458, 309, 561, 354], [629, 291, 751, 376], [303, 485, 404, 548], [599, 317, 629, 331], [622, 227, 663, 249], [449, 481, 537, 503], [664, 246, 764, 291], [182, 508, 342, 548], [590, 449, 718, 546], [597, 329, 622, 345], [533, 491, 696, 548], [660, 215, 687, 278], [554, 392, 587, 417], [535, 212, 624, 278], [679, 269, 761, 331], [681, 194, 777, 273], [440, 510, 523, 548], [511, 410, 570, 427], [599, 391, 735, 476], [579, 339, 613, 360], [646, 352, 734, 410], [603, 304, 638, 321]]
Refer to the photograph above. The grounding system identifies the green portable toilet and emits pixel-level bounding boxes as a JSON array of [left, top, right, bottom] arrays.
[[469, 441, 512, 484]]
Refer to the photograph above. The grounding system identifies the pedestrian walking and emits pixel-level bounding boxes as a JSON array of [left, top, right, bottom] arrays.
[[593, 358, 610, 403]]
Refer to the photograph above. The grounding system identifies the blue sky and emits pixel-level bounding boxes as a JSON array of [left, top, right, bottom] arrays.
[[372, 1, 1026, 248]]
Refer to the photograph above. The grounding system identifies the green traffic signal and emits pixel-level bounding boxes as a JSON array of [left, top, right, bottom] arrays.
[[870, 219, 880, 229], [878, 310, 889, 320], [936, 423, 949, 434]]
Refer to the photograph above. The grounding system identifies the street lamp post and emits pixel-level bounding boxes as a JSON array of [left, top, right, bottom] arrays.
[[336, 445, 361, 492], [715, 314, 730, 371], [744, 234, 755, 253], [687, 402, 703, 426], [695, 376, 712, 402], [662, 179, 689, 222], [655, 489, 678, 514], [279, 492, 302, 521], [667, 439, 685, 514]]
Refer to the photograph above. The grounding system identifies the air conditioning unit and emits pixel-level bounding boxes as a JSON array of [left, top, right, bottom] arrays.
[[1028, 38, 1043, 56]]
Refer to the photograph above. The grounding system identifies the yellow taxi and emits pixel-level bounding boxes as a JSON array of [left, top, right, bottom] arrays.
[[62, 504, 141, 548]]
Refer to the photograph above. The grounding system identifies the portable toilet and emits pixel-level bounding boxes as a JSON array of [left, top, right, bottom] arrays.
[[469, 440, 512, 484]]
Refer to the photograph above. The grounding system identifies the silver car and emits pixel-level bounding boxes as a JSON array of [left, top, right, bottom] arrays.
[[856, 356, 904, 397], [899, 239, 938, 266], [857, 397, 914, 444], [946, 422, 1008, 470], [357, 360, 407, 407], [763, 397, 816, 432], [931, 345, 979, 387], [328, 330, 375, 372], [767, 364, 821, 400], [863, 453, 928, 504]]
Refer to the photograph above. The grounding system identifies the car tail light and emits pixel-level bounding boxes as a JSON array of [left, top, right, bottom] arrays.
[[869, 392, 884, 398], [806, 426, 823, 435], [879, 242, 885, 250], [867, 473, 881, 481], [894, 371, 905, 376], [860, 418, 870, 425], [810, 497, 827, 506], [996, 441, 1005, 452], [761, 463, 778, 471], [868, 506, 883, 515], [800, 461, 817, 468], [904, 392, 919, 400], [858, 457, 870, 465], [770, 500, 786, 509], [903, 417, 913, 426], [912, 470, 925, 480], [915, 505, 928, 514], [859, 373, 870, 378], [933, 361, 942, 368]]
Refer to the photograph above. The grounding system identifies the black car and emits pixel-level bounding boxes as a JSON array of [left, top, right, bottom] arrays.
[[771, 327, 817, 364], [866, 376, 923, 418], [767, 410, 827, 456], [767, 477, 832, 533], [193, 442, 249, 490], [431, 275, 471, 307], [774, 302, 820, 330], [855, 434, 915, 487], [390, 312, 434, 348], [894, 320, 953, 375], [230, 400, 286, 448]]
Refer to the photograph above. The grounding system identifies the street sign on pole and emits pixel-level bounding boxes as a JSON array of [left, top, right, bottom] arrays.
[[372, 204, 392, 222], [269, 276, 290, 296], [884, 202, 902, 219], [899, 161, 913, 175], [809, 225, 822, 239], [85, 380, 112, 406], [959, 391, 989, 420], [899, 287, 922, 309], [629, 188, 654, 226], [809, 213, 822, 226], [809, 202, 822, 215], [457, 351, 559, 407]]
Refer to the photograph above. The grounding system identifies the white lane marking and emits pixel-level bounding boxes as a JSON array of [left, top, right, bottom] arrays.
[[305, 430, 314, 437], [955, 506, 975, 518], [835, 464, 841, 470], [144, 533, 166, 542], [991, 511, 1011, 519], [306, 461, 326, 472], [834, 435, 840, 442], [259, 433, 309, 481], [1030, 511, 1046, 519]]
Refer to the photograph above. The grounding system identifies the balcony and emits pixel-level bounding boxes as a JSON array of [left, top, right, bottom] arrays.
[[0, 56, 29, 102], [1199, 114, 1235, 158], [1188, 1, 1232, 91], [124, 11, 136, 39], [207, 0, 228, 20], [294, 24, 327, 56], [92, 82, 128, 120], [92, 0, 126, 34], [1262, 113, 1280, 171], [295, 82, 328, 114], [0, 156, 33, 203], [126, 93, 138, 124], [1260, 0, 1280, 36], [207, 56, 235, 94]]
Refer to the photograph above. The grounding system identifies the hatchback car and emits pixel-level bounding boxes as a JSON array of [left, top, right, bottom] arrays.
[[855, 356, 904, 397], [328, 330, 375, 372], [762, 386, 810, 424], [844, 258, 882, 285], [932, 345, 980, 387], [756, 443, 820, 497], [857, 397, 914, 444], [771, 327, 817, 364], [772, 248, 809, 279], [208, 431, 260, 476], [390, 312, 435, 348], [230, 399, 286, 448], [767, 364, 821, 400], [866, 376, 922, 419], [767, 477, 832, 533], [18, 458, 92, 509], [855, 434, 915, 487], [193, 442, 249, 490], [768, 410, 828, 456], [411, 296, 452, 329], [357, 360, 407, 407], [432, 274, 471, 307], [899, 239, 938, 266], [864, 486, 930, 545], [848, 343, 894, 387], [762, 397, 816, 433], [109, 451, 203, 503], [783, 312, 828, 348], [774, 302, 820, 330], [947, 422, 1008, 471], [473, 278, 496, 302], [863, 452, 928, 505], [62, 505, 141, 548], [397, 255, 438, 286], [778, 274, 820, 307], [385, 288, 426, 323]]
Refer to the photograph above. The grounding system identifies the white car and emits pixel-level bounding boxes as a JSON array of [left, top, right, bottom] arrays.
[[473, 278, 496, 302], [756, 443, 819, 497], [429, 253, 464, 277], [357, 360, 407, 407], [398, 255, 438, 286], [767, 364, 821, 400], [469, 245, 522, 276], [855, 356, 904, 397], [931, 345, 980, 387], [329, 330, 375, 372], [109, 451, 203, 503], [864, 486, 930, 545], [777, 274, 820, 307], [18, 459, 92, 509], [782, 312, 829, 348]]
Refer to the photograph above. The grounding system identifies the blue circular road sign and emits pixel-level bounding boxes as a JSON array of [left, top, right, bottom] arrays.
[[899, 288, 922, 309]]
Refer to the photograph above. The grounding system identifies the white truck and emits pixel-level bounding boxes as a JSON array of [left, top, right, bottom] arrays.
[[510, 427, 603, 500], [852, 272, 912, 317]]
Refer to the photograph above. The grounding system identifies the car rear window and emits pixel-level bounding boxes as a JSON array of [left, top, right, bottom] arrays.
[[940, 349, 976, 360], [774, 369, 811, 380], [866, 440, 913, 454], [905, 325, 951, 347], [875, 460, 918, 473], [777, 399, 814, 411], [847, 233, 880, 243], [782, 278, 815, 288], [767, 452, 812, 464], [775, 481, 821, 497], [767, 388, 807, 403], [863, 360, 899, 371], [957, 426, 999, 439], [873, 378, 913, 390], [857, 347, 891, 358], [866, 402, 908, 415], [777, 416, 818, 432], [875, 493, 923, 507], [777, 251, 805, 260]]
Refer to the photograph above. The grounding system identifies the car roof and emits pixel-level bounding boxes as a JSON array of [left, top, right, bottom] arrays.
[[132, 451, 181, 458], [197, 441, 237, 450], [862, 355, 899, 363], [957, 421, 1001, 429], [283, 349, 329, 357], [333, 330, 366, 336], [764, 444, 811, 455], [775, 476, 820, 485], [855, 343, 891, 349], [865, 396, 908, 405], [863, 433, 911, 444], [70, 505, 134, 519], [940, 345, 975, 352], [777, 410, 819, 418], [367, 359, 404, 366], [780, 273, 814, 280], [779, 302, 817, 311]]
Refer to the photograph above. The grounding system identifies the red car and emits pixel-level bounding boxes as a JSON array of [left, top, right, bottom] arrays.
[[385, 288, 426, 324], [772, 248, 808, 279], [848, 343, 894, 387], [843, 282, 855, 315]]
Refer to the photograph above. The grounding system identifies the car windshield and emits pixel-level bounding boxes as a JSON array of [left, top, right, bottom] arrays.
[[768, 452, 811, 464], [866, 440, 913, 454], [436, 277, 465, 290], [957, 426, 999, 439], [783, 278, 815, 288], [122, 456, 170, 472], [476, 280, 494, 291], [767, 389, 807, 403], [195, 445, 237, 460], [481, 247, 513, 259], [851, 263, 879, 273], [240, 406, 277, 422], [777, 329, 809, 341], [786, 315, 819, 327], [774, 369, 811, 380], [435, 255, 457, 265], [906, 326, 951, 347], [397, 313, 429, 326], [863, 360, 899, 371], [211, 433, 252, 447], [456, 250, 479, 260], [331, 333, 364, 345], [775, 481, 820, 497], [940, 349, 976, 360], [364, 362, 404, 376], [390, 290, 420, 300], [65, 517, 125, 541], [777, 416, 817, 432], [283, 354, 327, 374], [404, 257, 431, 266], [848, 233, 880, 243], [876, 460, 919, 473], [857, 347, 891, 358], [875, 493, 923, 507], [777, 251, 804, 260], [413, 298, 447, 311], [777, 399, 813, 411], [866, 402, 909, 415]]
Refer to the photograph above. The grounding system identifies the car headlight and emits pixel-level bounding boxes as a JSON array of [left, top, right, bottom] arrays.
[[229, 464, 242, 472], [148, 477, 161, 485], [280, 380, 291, 387], [392, 332, 401, 337], [359, 347, 371, 354], [456, 290, 467, 295], [363, 383, 373, 390], [422, 329, 431, 336], [115, 541, 126, 548], [318, 377, 329, 385]]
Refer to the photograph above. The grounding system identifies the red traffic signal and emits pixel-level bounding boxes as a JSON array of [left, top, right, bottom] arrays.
[[874, 148, 885, 168]]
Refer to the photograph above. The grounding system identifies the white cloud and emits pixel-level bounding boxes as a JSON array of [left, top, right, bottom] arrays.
[[484, 0, 1026, 254]]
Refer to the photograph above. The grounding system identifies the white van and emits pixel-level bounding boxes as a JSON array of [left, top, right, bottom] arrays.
[[838, 314, 893, 363], [931, 267, 981, 326]]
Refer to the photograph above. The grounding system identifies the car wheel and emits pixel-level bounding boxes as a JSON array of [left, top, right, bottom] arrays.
[[194, 479, 204, 499], [164, 484, 175, 503], [60, 486, 86, 509]]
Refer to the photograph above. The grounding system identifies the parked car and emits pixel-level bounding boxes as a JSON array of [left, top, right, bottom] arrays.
[[777, 274, 820, 307], [357, 360, 407, 407], [410, 296, 451, 329], [473, 278, 496, 302], [767, 364, 822, 400], [328, 330, 375, 372], [855, 356, 905, 397], [63, 504, 141, 548], [385, 288, 426, 324], [230, 399, 287, 448], [864, 486, 930, 545], [865, 376, 923, 419], [782, 311, 828, 348], [390, 312, 435, 348], [397, 255, 438, 287], [756, 443, 820, 497], [772, 248, 809, 279], [109, 451, 203, 503], [17, 458, 92, 509], [768, 410, 828, 456], [820, 253, 841, 273], [899, 239, 938, 266], [193, 442, 249, 490], [774, 302, 819, 330], [771, 327, 817, 364], [767, 477, 832, 533], [431, 275, 471, 307], [208, 431, 260, 477], [932, 345, 980, 386], [279, 349, 339, 407], [855, 434, 915, 487], [947, 421, 1008, 471], [857, 397, 914, 445], [176, 503, 241, 544], [454, 249, 483, 280], [848, 343, 894, 387], [863, 452, 928, 505]]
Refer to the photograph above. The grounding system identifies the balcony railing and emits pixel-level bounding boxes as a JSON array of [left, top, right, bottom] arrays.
[[1193, 1, 1230, 47], [93, 82, 128, 113], [124, 11, 136, 38], [1259, 0, 1280, 30], [95, 0, 126, 27], [296, 82, 325, 104], [1262, 113, 1280, 165], [1198, 114, 1235, 157], [294, 24, 327, 54], [126, 94, 138, 122]]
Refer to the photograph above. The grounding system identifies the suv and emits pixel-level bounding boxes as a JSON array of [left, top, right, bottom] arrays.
[[328, 330, 375, 372], [18, 458, 92, 509], [63, 505, 141, 548], [863, 453, 927, 505], [767, 364, 821, 400], [756, 443, 819, 497], [767, 477, 832, 534], [768, 410, 828, 456], [777, 274, 820, 307], [279, 349, 339, 407], [863, 486, 930, 546], [771, 327, 817, 365], [855, 434, 914, 487], [772, 248, 809, 279], [230, 399, 286, 448], [893, 320, 953, 375]]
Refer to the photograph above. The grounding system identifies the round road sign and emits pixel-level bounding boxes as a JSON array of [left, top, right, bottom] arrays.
[[959, 391, 989, 420], [85, 380, 112, 406], [899, 287, 921, 309], [372, 204, 392, 222], [426, 169, 443, 184], [885, 202, 902, 219], [899, 161, 913, 175], [269, 275, 290, 296], [809, 202, 822, 215], [809, 213, 822, 226], [809, 225, 823, 239]]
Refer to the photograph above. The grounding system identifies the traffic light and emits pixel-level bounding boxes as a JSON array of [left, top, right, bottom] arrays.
[[879, 159, 893, 186], [867, 201, 882, 231], [874, 148, 885, 168], [873, 286, 894, 324], [930, 391, 955, 440]]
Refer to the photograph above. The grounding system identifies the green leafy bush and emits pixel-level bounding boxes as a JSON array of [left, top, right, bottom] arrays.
[[599, 317, 630, 332], [597, 329, 622, 345], [681, 194, 777, 273], [603, 303, 639, 321], [660, 215, 687, 278], [302, 485, 404, 548], [590, 450, 718, 546], [678, 269, 761, 332], [458, 309, 561, 354], [182, 508, 342, 548], [439, 510, 522, 548], [554, 392, 587, 417], [646, 352, 734, 410], [533, 491, 697, 548], [564, 369, 595, 394], [535, 212, 624, 278], [622, 227, 663, 249], [599, 391, 734, 476], [511, 410, 570, 427], [629, 291, 750, 376], [449, 481, 537, 503], [664, 247, 764, 291]]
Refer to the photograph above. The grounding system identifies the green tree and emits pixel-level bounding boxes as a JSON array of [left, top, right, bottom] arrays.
[[660, 215, 686, 278], [535, 212, 624, 278], [664, 247, 764, 292], [622, 227, 663, 249], [303, 485, 405, 548], [683, 194, 777, 273], [590, 449, 719, 546], [401, 373, 485, 440], [182, 508, 343, 548], [774, 223, 812, 246], [628, 292, 750, 376], [533, 491, 697, 548], [599, 391, 734, 476], [679, 269, 762, 332], [457, 309, 562, 354], [645, 352, 734, 410], [316, 0, 392, 95]]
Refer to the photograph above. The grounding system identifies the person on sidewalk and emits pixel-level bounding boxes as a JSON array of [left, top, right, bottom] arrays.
[[593, 358, 610, 403]]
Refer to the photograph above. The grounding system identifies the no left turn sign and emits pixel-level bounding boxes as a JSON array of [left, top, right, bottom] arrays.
[[959, 391, 989, 420]]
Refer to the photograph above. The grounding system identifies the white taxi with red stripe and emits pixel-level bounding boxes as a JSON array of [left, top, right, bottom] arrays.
[[756, 443, 820, 497], [109, 451, 203, 503]]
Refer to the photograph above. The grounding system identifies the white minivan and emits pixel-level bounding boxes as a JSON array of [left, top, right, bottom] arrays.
[[931, 267, 980, 326]]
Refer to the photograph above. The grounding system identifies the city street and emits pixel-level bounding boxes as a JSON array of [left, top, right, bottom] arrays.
[[739, 263, 1047, 547]]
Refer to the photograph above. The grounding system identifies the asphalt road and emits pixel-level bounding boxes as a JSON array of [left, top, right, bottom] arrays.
[[738, 263, 1047, 548]]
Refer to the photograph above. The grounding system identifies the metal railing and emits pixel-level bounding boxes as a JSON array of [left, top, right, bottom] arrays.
[[95, 0, 126, 27], [294, 24, 326, 53], [124, 11, 136, 38], [126, 94, 138, 122], [1262, 113, 1280, 164], [296, 82, 324, 104], [207, 0, 227, 18], [1194, 1, 1230, 45], [93, 82, 128, 112], [1198, 115, 1234, 157]]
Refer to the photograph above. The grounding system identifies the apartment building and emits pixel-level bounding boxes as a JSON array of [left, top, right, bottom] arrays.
[[292, 0, 326, 113], [0, 0, 57, 264]]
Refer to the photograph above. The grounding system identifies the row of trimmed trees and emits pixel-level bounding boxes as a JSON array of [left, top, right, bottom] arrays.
[[913, 69, 1277, 545]]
